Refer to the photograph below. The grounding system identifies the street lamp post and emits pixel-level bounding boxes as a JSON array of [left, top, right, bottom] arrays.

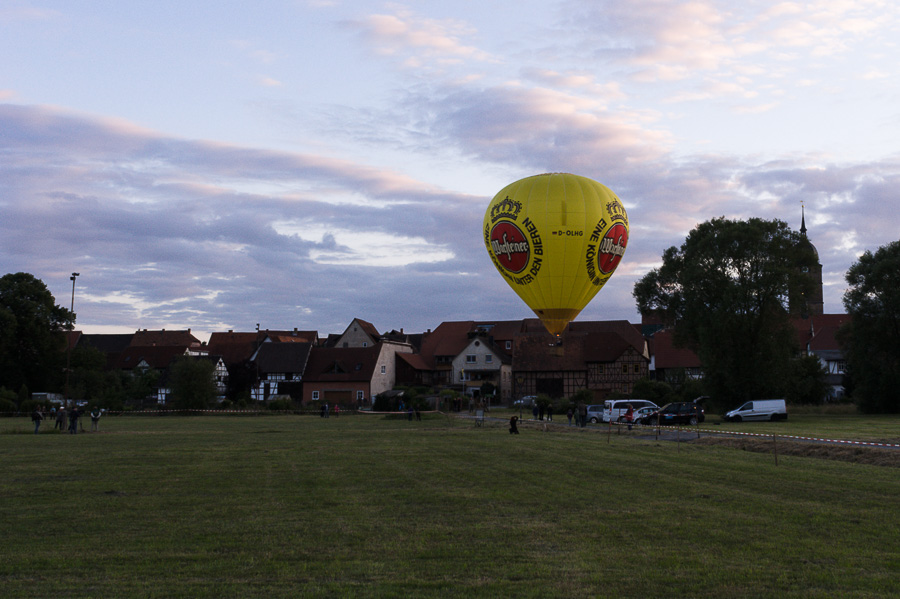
[[64, 272, 80, 408]]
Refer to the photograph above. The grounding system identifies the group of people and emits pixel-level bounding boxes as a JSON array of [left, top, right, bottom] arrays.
[[30, 405, 102, 434], [530, 403, 554, 421], [528, 402, 591, 427], [319, 403, 341, 418]]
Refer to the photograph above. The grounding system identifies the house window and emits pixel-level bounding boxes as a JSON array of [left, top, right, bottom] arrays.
[[312, 391, 319, 400], [381, 365, 386, 374], [505, 341, 512, 350], [466, 355, 477, 364], [622, 365, 628, 374], [357, 390, 364, 401], [633, 364, 640, 374], [485, 355, 493, 364], [363, 342, 367, 347]]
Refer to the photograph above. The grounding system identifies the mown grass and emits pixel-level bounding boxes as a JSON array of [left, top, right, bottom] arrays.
[[1, 413, 898, 598]]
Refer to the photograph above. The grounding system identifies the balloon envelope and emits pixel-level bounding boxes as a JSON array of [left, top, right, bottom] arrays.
[[483, 173, 629, 334]]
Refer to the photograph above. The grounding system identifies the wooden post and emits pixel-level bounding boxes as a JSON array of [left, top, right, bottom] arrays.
[[607, 417, 612, 444], [773, 434, 778, 466]]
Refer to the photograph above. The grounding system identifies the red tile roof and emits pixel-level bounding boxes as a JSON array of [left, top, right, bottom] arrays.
[[648, 329, 702, 369], [302, 345, 382, 383], [792, 314, 850, 352]]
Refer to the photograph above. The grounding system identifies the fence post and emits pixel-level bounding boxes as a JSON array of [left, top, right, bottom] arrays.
[[773, 434, 778, 466]]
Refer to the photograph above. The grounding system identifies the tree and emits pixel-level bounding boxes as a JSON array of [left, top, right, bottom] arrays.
[[168, 356, 218, 410], [784, 354, 830, 405], [633, 218, 812, 411], [840, 240, 900, 413], [0, 273, 73, 394]]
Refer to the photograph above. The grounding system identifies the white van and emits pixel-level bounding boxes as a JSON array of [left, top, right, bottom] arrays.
[[724, 399, 787, 422], [602, 399, 659, 423]]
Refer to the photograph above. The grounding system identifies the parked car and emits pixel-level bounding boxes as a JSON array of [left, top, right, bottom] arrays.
[[513, 396, 537, 407], [586, 404, 605, 423], [723, 399, 787, 422], [636, 402, 705, 426], [618, 406, 657, 423], [603, 399, 658, 422]]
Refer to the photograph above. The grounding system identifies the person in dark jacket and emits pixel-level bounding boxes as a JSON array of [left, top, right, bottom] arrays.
[[68, 407, 79, 434], [31, 409, 43, 434], [509, 415, 519, 434]]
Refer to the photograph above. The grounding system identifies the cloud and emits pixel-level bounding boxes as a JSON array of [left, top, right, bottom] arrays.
[[0, 104, 483, 335], [345, 8, 496, 70]]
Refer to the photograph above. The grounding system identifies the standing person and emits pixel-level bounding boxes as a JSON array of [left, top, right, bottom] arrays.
[[567, 407, 573, 426], [31, 408, 44, 434], [624, 404, 634, 431], [90, 407, 101, 432], [68, 407, 79, 435], [407, 405, 414, 421], [56, 406, 67, 431], [334, 404, 340, 418], [531, 403, 539, 421], [509, 415, 519, 434], [579, 403, 588, 428], [538, 403, 545, 421], [546, 405, 553, 422]]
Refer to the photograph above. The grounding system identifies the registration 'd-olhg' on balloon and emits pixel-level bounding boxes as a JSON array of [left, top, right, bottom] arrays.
[[483, 172, 629, 335]]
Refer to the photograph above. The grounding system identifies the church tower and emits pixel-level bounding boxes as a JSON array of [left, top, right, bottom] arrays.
[[791, 205, 824, 316]]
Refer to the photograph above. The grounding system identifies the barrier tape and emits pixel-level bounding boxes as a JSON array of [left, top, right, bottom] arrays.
[[608, 419, 900, 449]]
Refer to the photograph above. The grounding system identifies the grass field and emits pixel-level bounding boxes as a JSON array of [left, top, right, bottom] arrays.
[[2, 413, 899, 598]]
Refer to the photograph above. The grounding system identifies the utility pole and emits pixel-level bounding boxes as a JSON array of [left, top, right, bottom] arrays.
[[64, 272, 80, 408]]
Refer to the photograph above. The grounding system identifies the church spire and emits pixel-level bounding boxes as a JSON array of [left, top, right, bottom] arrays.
[[800, 202, 807, 237]]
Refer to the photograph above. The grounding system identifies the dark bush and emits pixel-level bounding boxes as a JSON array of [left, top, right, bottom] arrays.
[[267, 398, 294, 411]]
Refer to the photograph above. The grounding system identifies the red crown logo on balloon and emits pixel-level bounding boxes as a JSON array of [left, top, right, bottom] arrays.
[[490, 196, 523, 222]]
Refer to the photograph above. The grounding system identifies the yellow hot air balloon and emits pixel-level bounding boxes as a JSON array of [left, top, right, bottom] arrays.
[[483, 173, 629, 335]]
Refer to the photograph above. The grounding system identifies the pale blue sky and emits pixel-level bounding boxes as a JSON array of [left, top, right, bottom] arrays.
[[2, 0, 899, 340]]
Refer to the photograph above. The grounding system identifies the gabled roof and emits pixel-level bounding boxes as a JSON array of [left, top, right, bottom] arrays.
[[206, 332, 260, 366], [302, 345, 382, 383], [397, 351, 431, 371], [460, 335, 512, 364], [130, 329, 201, 348], [351, 318, 380, 339], [77, 333, 134, 354], [792, 314, 850, 352], [115, 345, 189, 370], [418, 321, 476, 363], [254, 342, 313, 375], [648, 329, 702, 369], [566, 320, 646, 355], [207, 330, 318, 365]]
